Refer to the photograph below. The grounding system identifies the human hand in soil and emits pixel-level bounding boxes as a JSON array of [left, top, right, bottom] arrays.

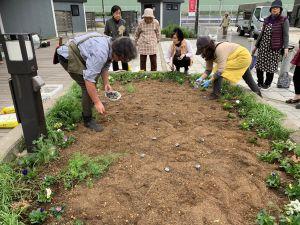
[[95, 102, 106, 114], [104, 84, 113, 92]]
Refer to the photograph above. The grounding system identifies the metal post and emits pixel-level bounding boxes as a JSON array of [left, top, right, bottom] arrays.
[[101, 0, 105, 24], [0, 34, 47, 152], [194, 0, 200, 36]]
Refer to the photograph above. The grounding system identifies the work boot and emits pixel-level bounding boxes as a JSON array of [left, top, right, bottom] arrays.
[[83, 114, 104, 132]]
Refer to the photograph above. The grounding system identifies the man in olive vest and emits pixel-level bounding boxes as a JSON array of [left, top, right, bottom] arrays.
[[56, 32, 137, 132]]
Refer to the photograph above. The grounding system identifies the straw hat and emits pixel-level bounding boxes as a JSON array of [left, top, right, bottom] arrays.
[[142, 8, 155, 18]]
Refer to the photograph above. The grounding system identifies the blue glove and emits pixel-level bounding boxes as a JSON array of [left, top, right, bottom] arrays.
[[193, 77, 203, 89], [195, 77, 203, 83], [201, 79, 211, 88]]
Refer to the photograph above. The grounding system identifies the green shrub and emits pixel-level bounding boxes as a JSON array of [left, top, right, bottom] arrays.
[[161, 24, 196, 38]]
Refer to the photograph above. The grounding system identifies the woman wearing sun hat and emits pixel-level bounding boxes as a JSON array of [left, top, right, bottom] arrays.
[[195, 36, 261, 99], [252, 0, 289, 89], [134, 8, 161, 71]]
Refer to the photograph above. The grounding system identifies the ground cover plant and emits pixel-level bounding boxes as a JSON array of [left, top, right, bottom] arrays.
[[0, 71, 299, 224]]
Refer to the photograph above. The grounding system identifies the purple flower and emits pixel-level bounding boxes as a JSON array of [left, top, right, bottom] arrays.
[[55, 206, 62, 212], [39, 208, 45, 212], [63, 136, 68, 142], [22, 169, 28, 176]]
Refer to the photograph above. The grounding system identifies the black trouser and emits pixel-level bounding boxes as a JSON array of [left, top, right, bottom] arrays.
[[213, 68, 262, 97], [112, 60, 128, 71], [140, 54, 157, 71], [256, 69, 274, 86], [58, 55, 97, 121], [173, 56, 191, 71], [294, 66, 300, 95]]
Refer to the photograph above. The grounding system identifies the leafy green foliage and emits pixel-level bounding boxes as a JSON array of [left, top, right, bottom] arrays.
[[60, 153, 119, 189], [161, 24, 196, 38], [266, 172, 281, 188], [256, 210, 276, 225], [125, 83, 136, 93], [258, 150, 282, 163], [285, 181, 300, 199], [47, 83, 82, 131], [28, 208, 47, 224]]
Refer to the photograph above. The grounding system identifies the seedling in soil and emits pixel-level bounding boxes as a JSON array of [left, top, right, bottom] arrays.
[[223, 102, 234, 110], [285, 181, 300, 199], [294, 145, 300, 158], [29, 208, 47, 224], [266, 172, 281, 188], [37, 188, 52, 203], [227, 113, 236, 119], [257, 129, 269, 139], [240, 121, 252, 131], [125, 83, 136, 93], [73, 219, 85, 225], [256, 210, 276, 225], [50, 206, 64, 220], [247, 136, 258, 146], [258, 150, 282, 163]]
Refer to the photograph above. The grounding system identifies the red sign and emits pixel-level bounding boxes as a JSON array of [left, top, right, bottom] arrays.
[[189, 0, 196, 12]]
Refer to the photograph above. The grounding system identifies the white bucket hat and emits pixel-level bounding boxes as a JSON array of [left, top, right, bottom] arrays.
[[142, 8, 155, 18]]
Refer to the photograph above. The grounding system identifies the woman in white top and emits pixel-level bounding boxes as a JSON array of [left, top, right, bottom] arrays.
[[166, 28, 193, 73]]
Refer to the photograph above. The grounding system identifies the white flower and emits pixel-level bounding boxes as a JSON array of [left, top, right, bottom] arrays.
[[285, 199, 300, 215], [46, 188, 52, 199], [57, 129, 62, 132], [236, 100, 240, 104]]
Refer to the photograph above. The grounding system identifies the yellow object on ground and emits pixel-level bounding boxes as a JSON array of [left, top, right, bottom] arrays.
[[128, 65, 132, 71], [215, 46, 251, 84], [0, 106, 15, 114], [0, 113, 19, 128]]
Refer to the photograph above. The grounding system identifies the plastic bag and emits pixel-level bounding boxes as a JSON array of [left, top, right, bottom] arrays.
[[0, 113, 19, 128], [0, 106, 15, 114]]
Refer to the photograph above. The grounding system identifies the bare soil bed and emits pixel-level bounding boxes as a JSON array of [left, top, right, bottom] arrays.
[[46, 80, 285, 225]]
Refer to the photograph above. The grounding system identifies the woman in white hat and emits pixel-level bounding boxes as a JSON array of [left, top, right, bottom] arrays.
[[134, 8, 161, 71]]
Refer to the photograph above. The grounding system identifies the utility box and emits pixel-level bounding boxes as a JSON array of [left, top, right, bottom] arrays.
[[0, 34, 47, 152], [137, 0, 184, 28]]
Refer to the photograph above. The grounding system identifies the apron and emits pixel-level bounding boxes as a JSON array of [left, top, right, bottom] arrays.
[[214, 46, 251, 84]]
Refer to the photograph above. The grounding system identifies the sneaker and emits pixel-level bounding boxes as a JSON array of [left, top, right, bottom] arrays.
[[261, 84, 271, 90], [84, 119, 104, 132]]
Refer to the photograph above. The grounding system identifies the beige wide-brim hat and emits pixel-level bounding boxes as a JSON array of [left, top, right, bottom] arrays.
[[142, 8, 155, 18]]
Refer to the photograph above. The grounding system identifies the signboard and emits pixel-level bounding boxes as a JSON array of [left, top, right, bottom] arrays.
[[189, 0, 196, 12]]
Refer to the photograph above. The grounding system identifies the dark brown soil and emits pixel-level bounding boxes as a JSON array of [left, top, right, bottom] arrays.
[[46, 80, 285, 225]]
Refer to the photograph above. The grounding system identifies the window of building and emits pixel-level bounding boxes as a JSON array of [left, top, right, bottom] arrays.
[[71, 5, 80, 16], [166, 3, 178, 10]]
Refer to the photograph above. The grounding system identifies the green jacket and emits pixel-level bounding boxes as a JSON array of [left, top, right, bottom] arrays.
[[104, 18, 129, 40]]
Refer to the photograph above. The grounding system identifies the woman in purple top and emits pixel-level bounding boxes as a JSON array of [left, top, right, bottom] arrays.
[[252, 0, 289, 89]]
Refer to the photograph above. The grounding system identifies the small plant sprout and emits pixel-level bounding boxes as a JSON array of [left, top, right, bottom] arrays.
[[256, 210, 276, 225], [266, 172, 281, 188], [50, 206, 64, 220], [29, 208, 47, 224]]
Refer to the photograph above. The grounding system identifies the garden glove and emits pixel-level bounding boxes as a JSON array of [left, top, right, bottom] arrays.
[[194, 77, 203, 88], [201, 79, 211, 88]]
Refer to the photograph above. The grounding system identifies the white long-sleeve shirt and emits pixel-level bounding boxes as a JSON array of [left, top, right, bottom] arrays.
[[166, 39, 193, 63]]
